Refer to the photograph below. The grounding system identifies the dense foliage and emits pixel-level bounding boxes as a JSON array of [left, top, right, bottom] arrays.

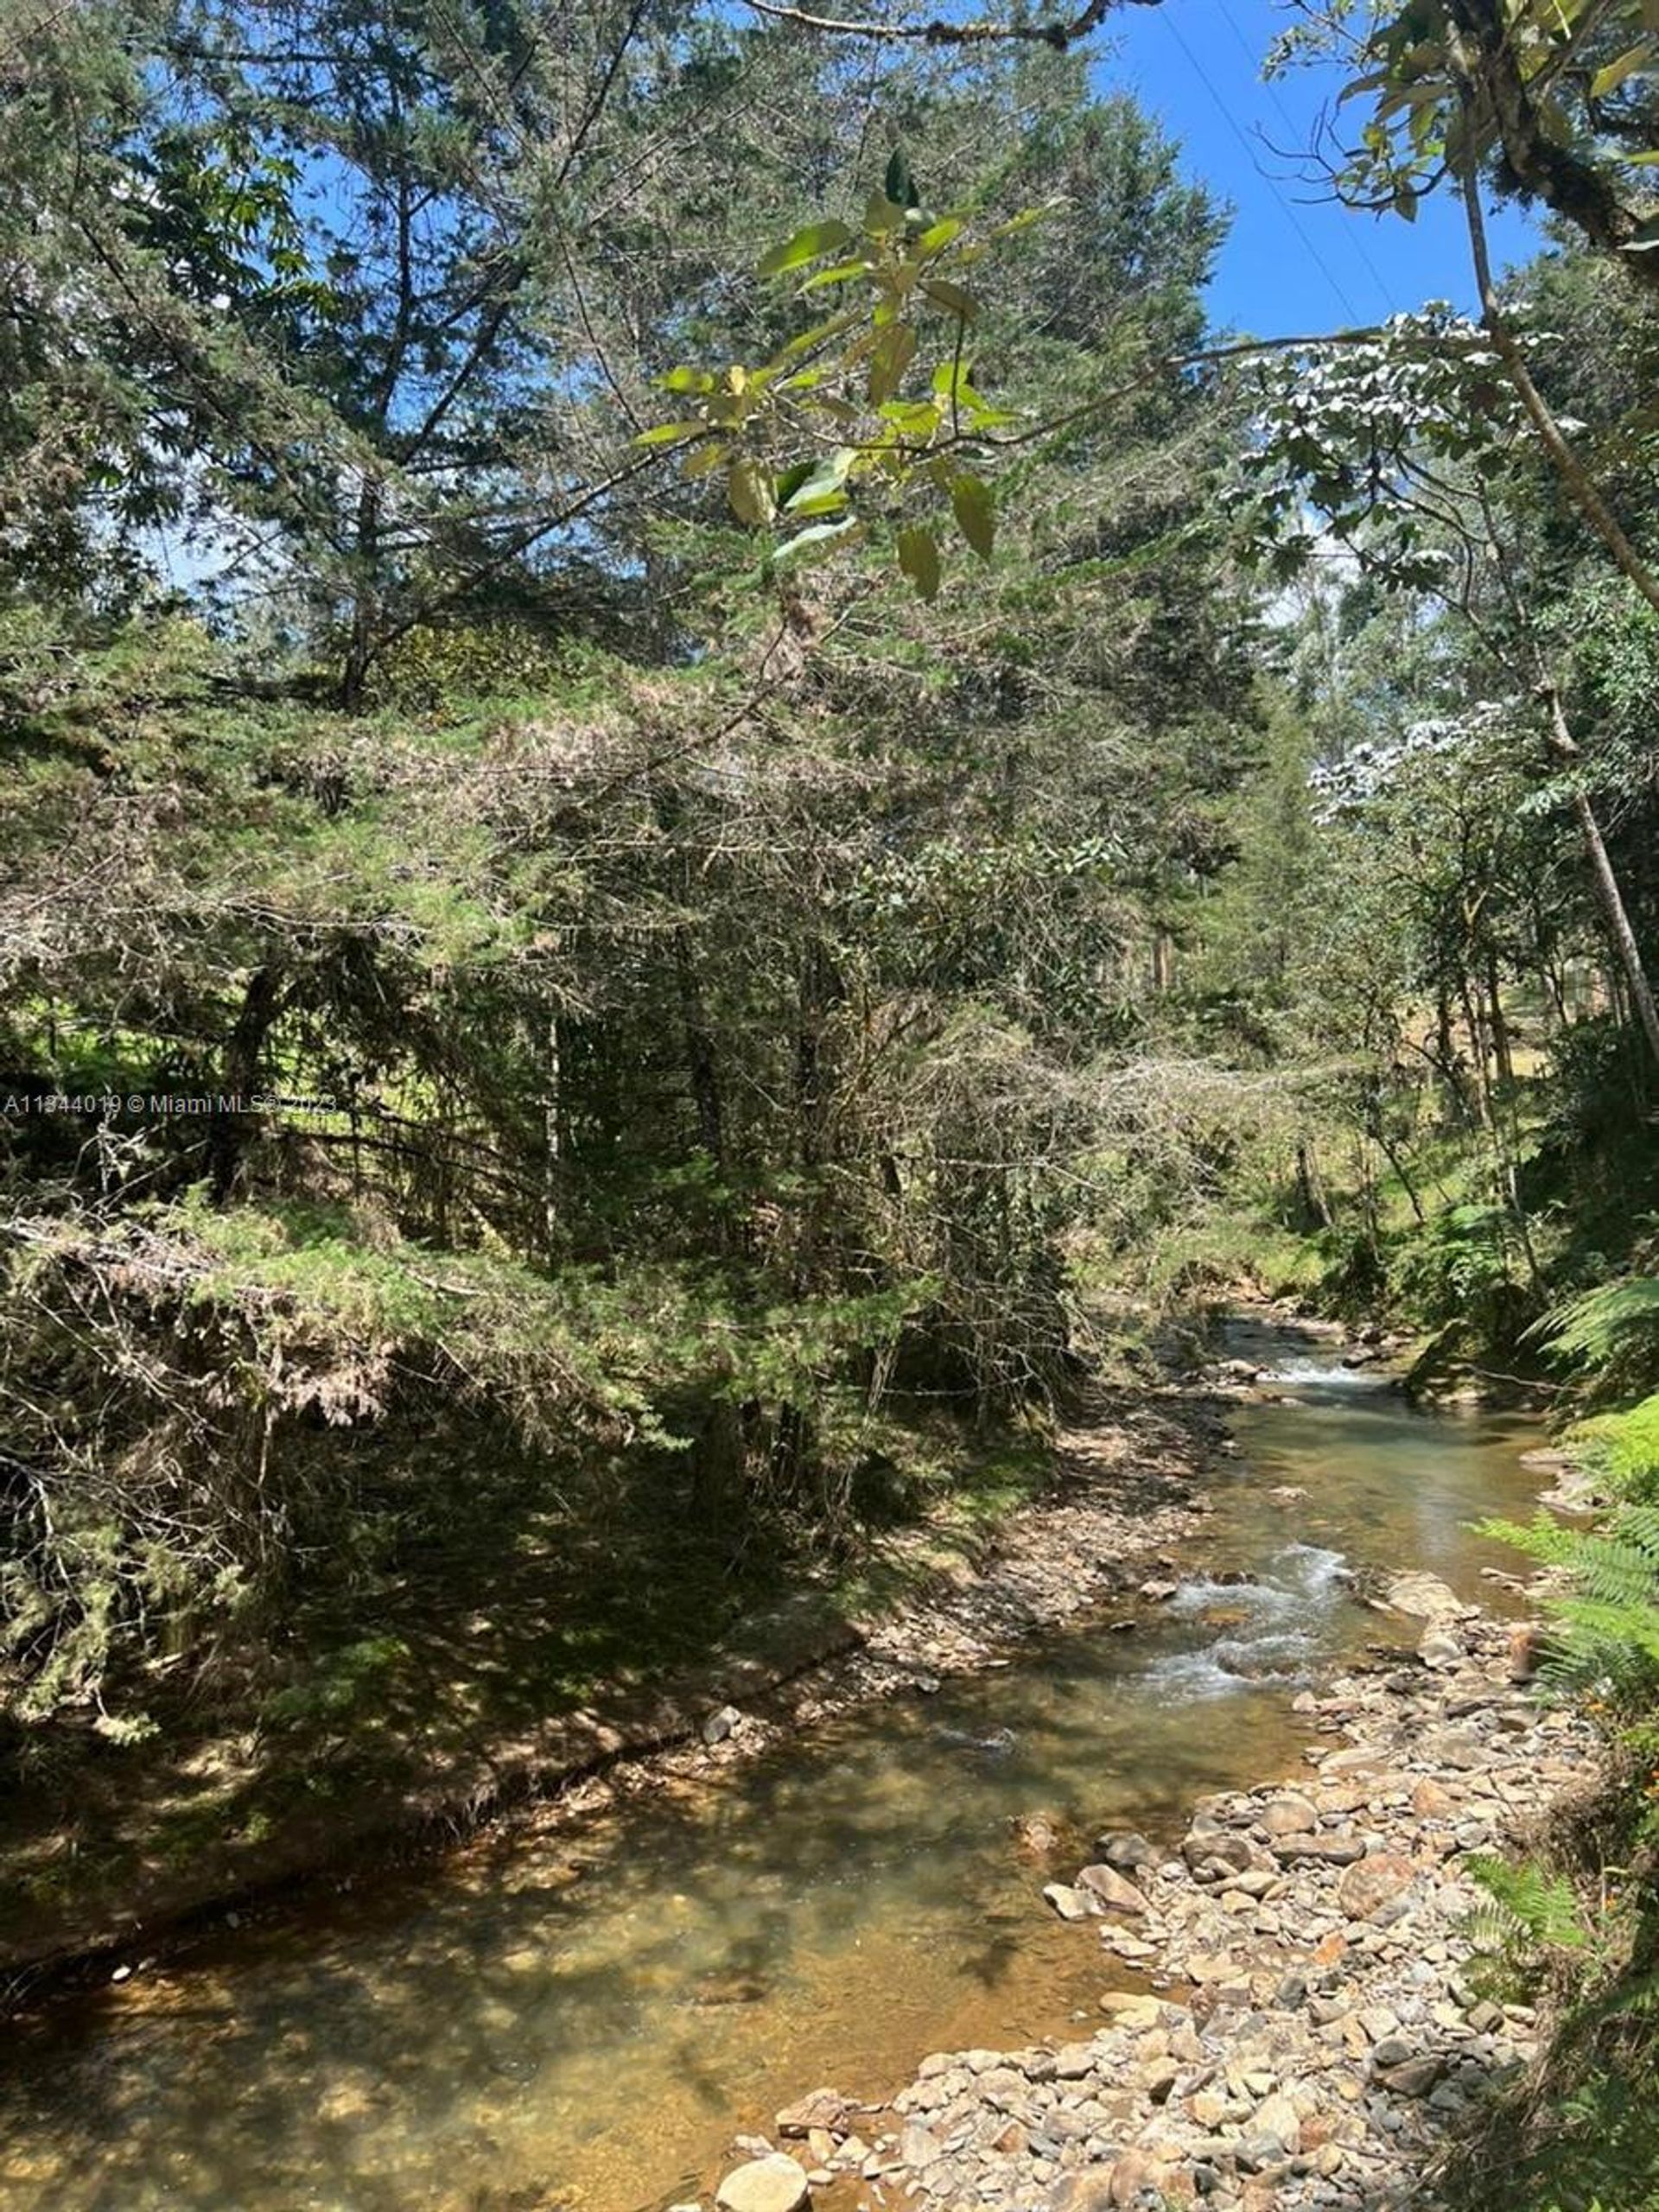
[[1, 3, 1249, 1764], [5, 11, 1659, 2190]]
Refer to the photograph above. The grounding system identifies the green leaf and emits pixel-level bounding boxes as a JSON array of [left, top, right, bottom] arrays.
[[869, 321, 918, 406], [913, 216, 963, 255], [658, 366, 714, 393], [988, 206, 1050, 241], [884, 150, 918, 211], [773, 308, 861, 363], [949, 474, 995, 561], [773, 517, 862, 569], [680, 441, 729, 480], [774, 461, 817, 506], [799, 259, 871, 291], [633, 421, 703, 448], [922, 277, 978, 321], [879, 398, 944, 436], [758, 219, 855, 277], [727, 459, 775, 527], [783, 448, 856, 512], [896, 524, 941, 601], [1591, 39, 1652, 98]]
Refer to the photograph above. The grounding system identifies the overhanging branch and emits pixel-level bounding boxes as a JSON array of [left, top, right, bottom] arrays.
[[739, 0, 1151, 49]]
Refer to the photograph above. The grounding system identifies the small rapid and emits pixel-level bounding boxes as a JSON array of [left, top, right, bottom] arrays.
[[1148, 1541, 1350, 1699], [1255, 1357, 1392, 1391]]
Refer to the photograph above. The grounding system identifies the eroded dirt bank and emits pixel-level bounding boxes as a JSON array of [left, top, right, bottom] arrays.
[[701, 1582, 1591, 2212]]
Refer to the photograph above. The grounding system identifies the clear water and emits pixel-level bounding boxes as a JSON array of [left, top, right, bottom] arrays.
[[0, 1322, 1547, 2212]]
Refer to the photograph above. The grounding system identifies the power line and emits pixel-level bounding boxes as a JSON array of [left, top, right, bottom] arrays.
[[1213, 0, 1398, 315], [1152, 3, 1366, 327]]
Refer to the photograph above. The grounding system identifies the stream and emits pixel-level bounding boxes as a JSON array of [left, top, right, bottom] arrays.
[[0, 1320, 1548, 2212]]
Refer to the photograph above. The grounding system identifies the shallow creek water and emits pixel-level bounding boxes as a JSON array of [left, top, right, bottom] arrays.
[[0, 1321, 1548, 2212]]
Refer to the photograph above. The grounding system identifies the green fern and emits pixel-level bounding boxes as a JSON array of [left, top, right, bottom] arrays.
[[1467, 1853, 1593, 1955], [1542, 1278, 1659, 1370], [1478, 1508, 1659, 1696], [1573, 1393, 1659, 1505]]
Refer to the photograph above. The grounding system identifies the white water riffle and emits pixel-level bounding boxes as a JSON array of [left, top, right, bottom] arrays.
[[1147, 1541, 1350, 1700], [1257, 1357, 1392, 1391]]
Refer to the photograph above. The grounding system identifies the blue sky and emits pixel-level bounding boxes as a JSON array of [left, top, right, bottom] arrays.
[[1096, 0, 1541, 334]]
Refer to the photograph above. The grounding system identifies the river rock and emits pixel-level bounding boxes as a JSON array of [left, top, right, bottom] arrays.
[[1417, 1622, 1465, 1670], [715, 2155, 810, 2212], [702, 1704, 745, 1745], [1336, 1853, 1415, 1921], [1249, 2092, 1302, 2156], [1270, 1832, 1365, 1866], [1508, 1623, 1548, 1682], [1045, 2168, 1120, 2212], [1014, 1810, 1064, 1856], [1077, 1863, 1151, 1916], [1384, 1572, 1461, 1620], [1376, 2055, 1443, 2097], [774, 2090, 849, 2139], [1183, 1827, 1258, 1871], [1099, 1991, 1167, 2027], [1097, 1831, 1156, 1870], [899, 2123, 942, 2167], [1257, 1794, 1318, 1837], [1043, 1882, 1093, 1921]]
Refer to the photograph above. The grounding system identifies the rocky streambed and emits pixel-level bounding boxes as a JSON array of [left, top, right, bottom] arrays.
[[0, 1319, 1572, 2212], [704, 1578, 1590, 2212]]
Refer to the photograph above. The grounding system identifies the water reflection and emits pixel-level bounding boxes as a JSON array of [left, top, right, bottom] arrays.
[[0, 1325, 1545, 2212]]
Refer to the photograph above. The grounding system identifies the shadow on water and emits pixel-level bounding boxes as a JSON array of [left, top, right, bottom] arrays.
[[0, 1322, 1549, 2212]]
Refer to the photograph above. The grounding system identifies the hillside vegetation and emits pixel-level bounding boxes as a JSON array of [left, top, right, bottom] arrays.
[[6, 4, 1659, 2198]]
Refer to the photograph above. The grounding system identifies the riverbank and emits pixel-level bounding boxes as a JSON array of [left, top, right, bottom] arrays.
[[0, 1378, 1219, 2012], [700, 1568, 1591, 2212]]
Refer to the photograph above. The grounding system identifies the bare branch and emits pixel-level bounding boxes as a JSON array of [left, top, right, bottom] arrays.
[[738, 0, 1144, 51]]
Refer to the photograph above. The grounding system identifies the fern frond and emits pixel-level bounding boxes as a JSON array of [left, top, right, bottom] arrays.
[[1466, 1853, 1592, 1951], [1476, 1511, 1583, 1565], [1542, 1279, 1659, 1370]]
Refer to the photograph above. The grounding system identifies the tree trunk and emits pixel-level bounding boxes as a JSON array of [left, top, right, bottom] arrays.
[[674, 927, 724, 1173], [340, 477, 381, 711], [208, 964, 283, 1199], [1541, 685, 1659, 1072], [1484, 952, 1515, 1090], [543, 999, 563, 1259]]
